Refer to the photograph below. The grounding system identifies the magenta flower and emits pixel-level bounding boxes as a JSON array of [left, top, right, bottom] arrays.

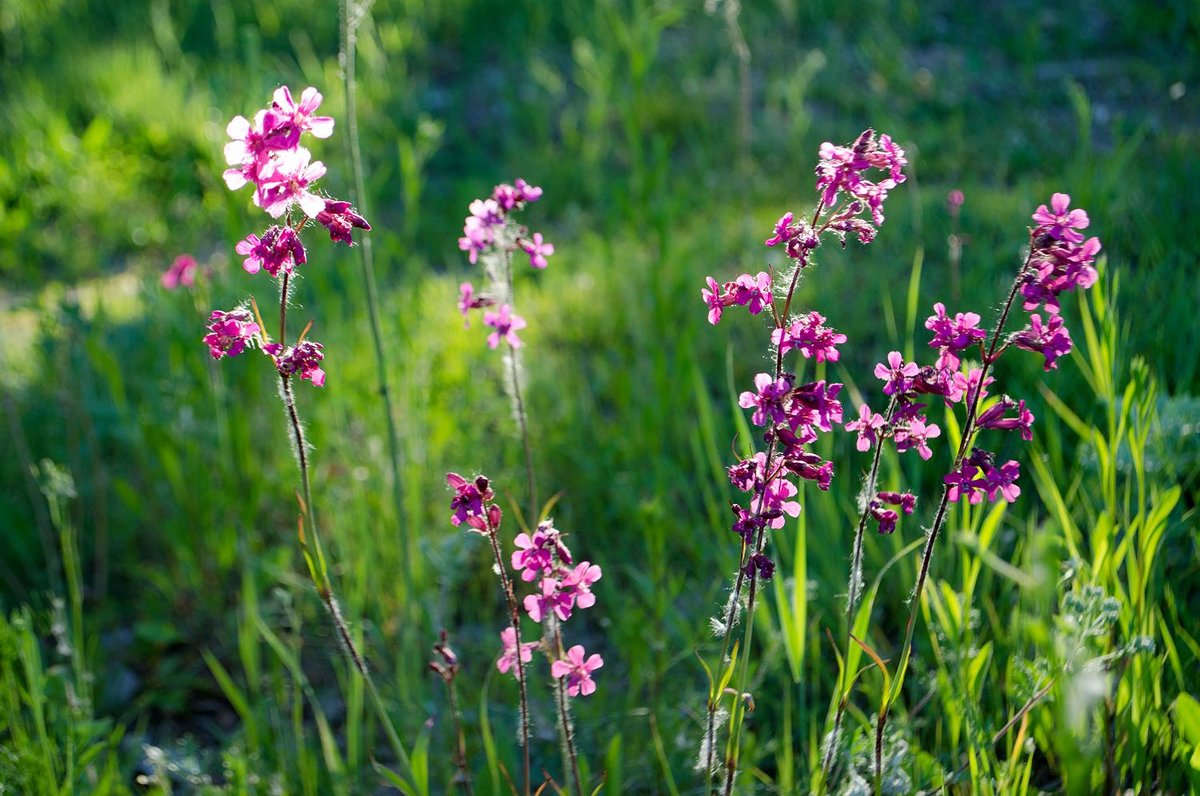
[[977, 397, 1035, 441], [514, 178, 543, 203], [203, 309, 259, 359], [551, 645, 603, 697], [765, 212, 795, 247], [458, 282, 476, 320], [857, 178, 897, 225], [728, 452, 767, 493], [446, 472, 494, 530], [1012, 313, 1072, 371], [457, 282, 494, 325], [894, 417, 941, 460], [701, 277, 731, 325], [868, 500, 900, 534], [162, 255, 198, 289], [235, 226, 307, 277], [731, 506, 767, 544], [273, 340, 325, 386], [845, 403, 887, 451], [762, 475, 802, 529], [223, 110, 272, 190], [983, 460, 1021, 502], [558, 561, 602, 611], [1032, 192, 1089, 243], [815, 139, 866, 207], [742, 553, 775, 581], [877, 490, 916, 515], [314, 200, 370, 246], [947, 367, 994, 406], [874, 351, 920, 396], [270, 85, 335, 141], [458, 216, 495, 264], [511, 523, 573, 581], [739, 373, 793, 426], [925, 303, 987, 369], [791, 380, 844, 433], [496, 627, 537, 679], [483, 304, 527, 349], [772, 311, 847, 362], [524, 577, 573, 622], [521, 232, 555, 269], [868, 133, 908, 184], [256, 148, 327, 218], [469, 198, 503, 225], [731, 272, 773, 315], [944, 463, 985, 504]]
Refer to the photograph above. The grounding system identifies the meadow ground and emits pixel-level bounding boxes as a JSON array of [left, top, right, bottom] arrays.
[[1, 1, 1198, 793]]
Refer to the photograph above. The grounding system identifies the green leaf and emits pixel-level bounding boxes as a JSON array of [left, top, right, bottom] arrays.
[[1173, 693, 1200, 747]]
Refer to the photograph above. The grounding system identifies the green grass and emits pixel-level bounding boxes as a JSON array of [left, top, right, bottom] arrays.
[[2, 0, 1199, 793]]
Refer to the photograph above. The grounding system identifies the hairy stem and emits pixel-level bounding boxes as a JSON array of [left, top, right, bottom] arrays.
[[549, 617, 584, 796], [485, 529, 532, 796], [340, 0, 410, 589], [708, 205, 833, 792], [821, 394, 897, 787], [873, 256, 1030, 778], [508, 347, 538, 525], [277, 276, 413, 782]]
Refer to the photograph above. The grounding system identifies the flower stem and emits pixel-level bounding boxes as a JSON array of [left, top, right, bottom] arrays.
[[872, 255, 1030, 779], [707, 207, 827, 792], [485, 528, 532, 796], [508, 347, 538, 525], [820, 394, 897, 788], [277, 284, 413, 786], [340, 0, 411, 592], [444, 677, 474, 795], [548, 616, 584, 796]]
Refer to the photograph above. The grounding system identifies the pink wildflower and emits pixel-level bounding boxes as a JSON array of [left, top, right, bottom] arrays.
[[521, 232, 554, 269], [162, 255, 198, 289], [483, 304, 527, 349], [495, 627, 537, 679], [256, 148, 327, 218], [203, 308, 259, 359], [273, 341, 325, 386], [550, 645, 603, 697]]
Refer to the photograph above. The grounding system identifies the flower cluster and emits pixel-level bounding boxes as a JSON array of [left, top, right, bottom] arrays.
[[207, 85, 370, 388], [446, 473, 603, 697], [1021, 193, 1101, 315], [203, 308, 259, 360], [868, 490, 916, 535], [702, 131, 905, 581], [268, 341, 326, 387], [844, 193, 1101, 522], [456, 179, 550, 349]]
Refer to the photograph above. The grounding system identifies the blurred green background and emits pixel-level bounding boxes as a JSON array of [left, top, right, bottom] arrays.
[[1, 0, 1198, 792]]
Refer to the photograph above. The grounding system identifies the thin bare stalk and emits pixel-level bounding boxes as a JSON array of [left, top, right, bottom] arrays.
[[872, 256, 1030, 779], [820, 395, 897, 787], [444, 678, 474, 796], [276, 282, 413, 783], [722, 574, 760, 796], [340, 0, 410, 585], [498, 249, 538, 521], [508, 348, 538, 525]]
